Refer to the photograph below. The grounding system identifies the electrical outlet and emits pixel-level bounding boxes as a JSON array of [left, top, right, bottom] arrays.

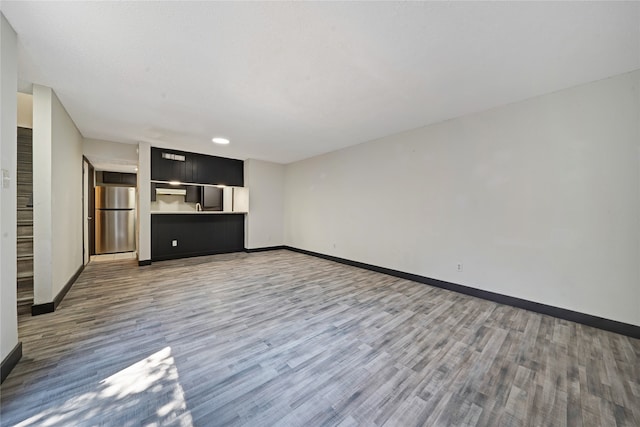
[[457, 263, 463, 272], [172, 240, 178, 247]]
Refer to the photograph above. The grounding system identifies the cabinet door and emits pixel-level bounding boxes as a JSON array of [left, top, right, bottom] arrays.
[[151, 214, 245, 260], [151, 148, 186, 182], [151, 148, 165, 181], [121, 173, 137, 185], [102, 171, 121, 184], [193, 153, 209, 184], [184, 155, 194, 183], [196, 155, 244, 186], [170, 156, 185, 182], [217, 157, 243, 186], [102, 171, 137, 185], [151, 147, 243, 186]]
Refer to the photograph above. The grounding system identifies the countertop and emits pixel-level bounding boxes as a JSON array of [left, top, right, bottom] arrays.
[[151, 211, 247, 215]]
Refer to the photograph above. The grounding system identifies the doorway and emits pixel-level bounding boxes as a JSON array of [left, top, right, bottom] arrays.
[[82, 158, 95, 265]]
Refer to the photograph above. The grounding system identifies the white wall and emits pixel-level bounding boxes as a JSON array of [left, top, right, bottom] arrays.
[[244, 159, 285, 249], [51, 90, 83, 297], [17, 92, 32, 129], [0, 12, 19, 363], [284, 70, 640, 326], [33, 85, 55, 303], [33, 85, 83, 303], [137, 142, 151, 262], [83, 138, 138, 172]]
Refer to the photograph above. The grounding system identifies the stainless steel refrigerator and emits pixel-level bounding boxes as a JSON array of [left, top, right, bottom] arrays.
[[95, 186, 136, 254]]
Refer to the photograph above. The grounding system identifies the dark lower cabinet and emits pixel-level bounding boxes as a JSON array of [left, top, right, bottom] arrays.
[[151, 214, 244, 261]]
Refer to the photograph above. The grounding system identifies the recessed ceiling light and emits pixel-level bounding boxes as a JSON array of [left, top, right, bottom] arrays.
[[212, 137, 230, 145]]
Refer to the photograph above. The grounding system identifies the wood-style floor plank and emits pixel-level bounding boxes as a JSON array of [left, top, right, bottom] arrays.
[[1, 250, 638, 426]]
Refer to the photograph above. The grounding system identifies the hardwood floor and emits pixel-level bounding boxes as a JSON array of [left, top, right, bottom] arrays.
[[1, 250, 638, 426]]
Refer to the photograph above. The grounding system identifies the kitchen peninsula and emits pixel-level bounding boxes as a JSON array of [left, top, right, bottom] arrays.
[[149, 147, 247, 261]]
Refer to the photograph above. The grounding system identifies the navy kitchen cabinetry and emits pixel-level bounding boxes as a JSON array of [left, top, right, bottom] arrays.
[[150, 147, 246, 262], [102, 171, 137, 186], [151, 147, 243, 186], [194, 153, 243, 186], [151, 148, 188, 182], [151, 214, 244, 261]]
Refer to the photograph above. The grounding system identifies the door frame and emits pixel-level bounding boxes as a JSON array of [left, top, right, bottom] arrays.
[[82, 156, 95, 264]]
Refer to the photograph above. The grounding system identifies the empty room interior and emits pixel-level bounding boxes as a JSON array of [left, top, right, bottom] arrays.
[[1, 2, 639, 426]]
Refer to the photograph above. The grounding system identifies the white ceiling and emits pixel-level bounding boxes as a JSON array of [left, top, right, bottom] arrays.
[[2, 2, 639, 164]]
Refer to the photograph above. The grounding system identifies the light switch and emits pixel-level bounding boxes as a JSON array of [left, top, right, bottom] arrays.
[[2, 169, 10, 189]]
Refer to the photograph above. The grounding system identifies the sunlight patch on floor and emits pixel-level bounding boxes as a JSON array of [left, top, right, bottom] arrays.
[[16, 347, 193, 427]]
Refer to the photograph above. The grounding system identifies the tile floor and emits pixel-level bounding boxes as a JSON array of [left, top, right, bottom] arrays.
[[90, 251, 137, 262]]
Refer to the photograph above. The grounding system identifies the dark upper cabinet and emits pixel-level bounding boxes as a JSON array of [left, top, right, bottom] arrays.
[[102, 171, 118, 183], [195, 154, 244, 186], [102, 171, 137, 186], [184, 155, 194, 183], [151, 147, 243, 186], [173, 158, 185, 183], [121, 173, 137, 185], [151, 148, 187, 182]]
